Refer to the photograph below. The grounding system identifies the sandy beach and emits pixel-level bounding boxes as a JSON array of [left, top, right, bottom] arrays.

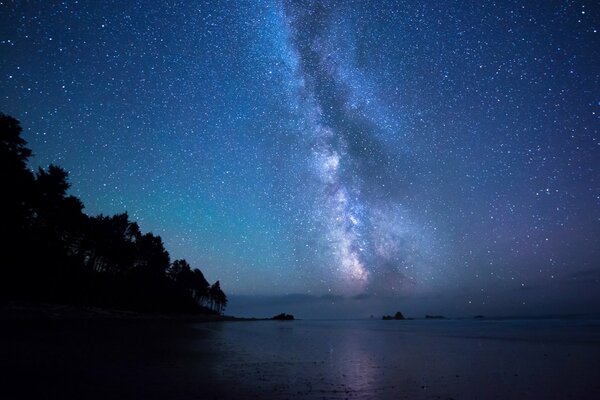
[[2, 313, 600, 400]]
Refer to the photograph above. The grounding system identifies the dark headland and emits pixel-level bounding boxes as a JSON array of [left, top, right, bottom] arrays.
[[1, 114, 230, 320]]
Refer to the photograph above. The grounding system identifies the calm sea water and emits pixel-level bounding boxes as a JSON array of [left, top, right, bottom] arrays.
[[2, 318, 600, 399], [192, 319, 600, 399]]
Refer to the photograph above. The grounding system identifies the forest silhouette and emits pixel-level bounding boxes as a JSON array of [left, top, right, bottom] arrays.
[[0, 113, 227, 314]]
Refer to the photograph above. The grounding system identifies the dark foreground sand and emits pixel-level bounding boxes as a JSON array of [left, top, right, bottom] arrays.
[[1, 312, 600, 399]]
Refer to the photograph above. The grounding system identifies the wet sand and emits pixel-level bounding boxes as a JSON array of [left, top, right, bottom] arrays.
[[1, 318, 600, 399]]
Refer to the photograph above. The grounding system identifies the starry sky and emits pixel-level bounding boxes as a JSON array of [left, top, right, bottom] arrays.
[[1, 1, 599, 317]]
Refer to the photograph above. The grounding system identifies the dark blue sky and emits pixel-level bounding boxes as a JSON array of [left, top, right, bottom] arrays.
[[1, 0, 599, 317]]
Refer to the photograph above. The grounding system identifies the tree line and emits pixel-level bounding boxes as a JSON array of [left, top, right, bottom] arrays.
[[0, 113, 227, 314]]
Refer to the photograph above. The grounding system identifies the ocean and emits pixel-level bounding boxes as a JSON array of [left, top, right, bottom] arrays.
[[2, 318, 599, 399], [193, 318, 600, 399]]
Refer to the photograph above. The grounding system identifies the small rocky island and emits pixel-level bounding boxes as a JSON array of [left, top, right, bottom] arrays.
[[272, 313, 295, 320], [382, 312, 405, 320], [425, 315, 446, 319]]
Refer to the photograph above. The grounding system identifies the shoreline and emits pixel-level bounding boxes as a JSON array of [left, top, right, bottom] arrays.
[[0, 301, 262, 322], [3, 301, 598, 323]]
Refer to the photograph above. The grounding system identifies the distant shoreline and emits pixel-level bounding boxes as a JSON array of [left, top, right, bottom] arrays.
[[0, 301, 262, 322], [3, 301, 598, 323]]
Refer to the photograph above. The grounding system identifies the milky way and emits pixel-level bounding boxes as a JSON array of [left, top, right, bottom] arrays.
[[1, 0, 599, 315], [279, 1, 432, 295]]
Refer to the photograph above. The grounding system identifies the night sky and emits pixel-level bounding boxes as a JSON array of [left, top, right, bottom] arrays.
[[1, 1, 599, 317]]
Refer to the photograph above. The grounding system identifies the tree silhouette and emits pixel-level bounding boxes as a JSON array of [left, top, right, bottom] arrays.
[[191, 268, 210, 307], [0, 113, 226, 314], [168, 259, 213, 311], [209, 281, 227, 314], [1, 114, 35, 301], [0, 114, 30, 159], [136, 233, 170, 275]]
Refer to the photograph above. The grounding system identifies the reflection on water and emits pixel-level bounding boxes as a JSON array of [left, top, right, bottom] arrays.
[[188, 319, 600, 399], [2, 319, 599, 399]]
